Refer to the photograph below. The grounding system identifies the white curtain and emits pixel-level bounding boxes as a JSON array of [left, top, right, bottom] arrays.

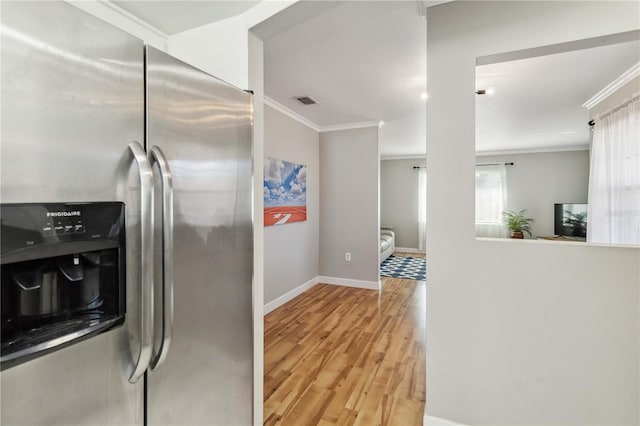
[[587, 94, 640, 245], [475, 164, 508, 238], [418, 168, 427, 251]]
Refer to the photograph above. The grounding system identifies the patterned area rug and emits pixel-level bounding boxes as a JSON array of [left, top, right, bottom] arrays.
[[380, 255, 426, 281]]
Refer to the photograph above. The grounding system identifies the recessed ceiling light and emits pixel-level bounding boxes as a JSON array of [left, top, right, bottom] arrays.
[[420, 91, 428, 100]]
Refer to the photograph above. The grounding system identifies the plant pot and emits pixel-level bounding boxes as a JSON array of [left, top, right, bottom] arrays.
[[510, 231, 524, 239]]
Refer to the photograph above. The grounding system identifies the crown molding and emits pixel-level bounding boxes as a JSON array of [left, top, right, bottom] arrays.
[[476, 144, 589, 157], [381, 145, 589, 160], [320, 121, 381, 132], [381, 154, 427, 161], [263, 96, 384, 133], [264, 96, 321, 131], [98, 1, 169, 39], [582, 62, 640, 110]]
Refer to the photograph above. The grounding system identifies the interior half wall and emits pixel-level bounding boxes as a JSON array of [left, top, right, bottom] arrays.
[[426, 1, 640, 424]]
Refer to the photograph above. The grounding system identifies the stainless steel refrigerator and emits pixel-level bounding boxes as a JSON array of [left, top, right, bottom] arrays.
[[0, 2, 254, 425]]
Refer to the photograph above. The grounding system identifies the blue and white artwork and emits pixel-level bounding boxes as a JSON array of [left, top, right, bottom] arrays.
[[263, 157, 307, 226]]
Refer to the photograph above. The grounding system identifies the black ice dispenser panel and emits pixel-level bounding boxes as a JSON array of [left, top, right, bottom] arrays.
[[1, 203, 126, 369]]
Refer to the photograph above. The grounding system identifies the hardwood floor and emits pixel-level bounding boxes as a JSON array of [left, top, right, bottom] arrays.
[[264, 273, 426, 425]]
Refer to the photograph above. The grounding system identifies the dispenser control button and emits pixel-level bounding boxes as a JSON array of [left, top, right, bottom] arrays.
[[74, 224, 85, 233], [43, 223, 54, 236], [64, 225, 74, 234], [54, 223, 64, 234]]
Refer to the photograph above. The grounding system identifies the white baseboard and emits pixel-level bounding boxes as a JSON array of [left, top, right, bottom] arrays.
[[318, 276, 381, 291], [424, 415, 465, 426], [396, 247, 426, 254], [263, 276, 320, 315], [263, 275, 381, 315]]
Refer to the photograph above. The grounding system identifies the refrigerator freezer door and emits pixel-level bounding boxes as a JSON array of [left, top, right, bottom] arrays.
[[145, 46, 254, 425], [1, 2, 145, 425]]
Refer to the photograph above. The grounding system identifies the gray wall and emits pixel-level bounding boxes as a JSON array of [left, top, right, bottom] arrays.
[[380, 158, 426, 249], [479, 150, 590, 238], [426, 1, 640, 425], [264, 105, 319, 304], [320, 127, 379, 283]]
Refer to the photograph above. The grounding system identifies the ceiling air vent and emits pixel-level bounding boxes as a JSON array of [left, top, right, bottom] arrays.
[[294, 96, 317, 105]]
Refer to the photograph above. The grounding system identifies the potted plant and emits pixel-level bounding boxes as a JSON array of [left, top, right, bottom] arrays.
[[502, 209, 534, 239]]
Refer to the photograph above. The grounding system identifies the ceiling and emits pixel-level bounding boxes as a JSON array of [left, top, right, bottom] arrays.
[[253, 1, 427, 159], [107, 0, 432, 158], [112, 1, 260, 35], [104, 2, 637, 158], [476, 40, 640, 153]]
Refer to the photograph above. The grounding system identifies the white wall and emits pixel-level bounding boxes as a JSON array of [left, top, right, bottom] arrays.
[[167, 1, 295, 90], [426, 2, 640, 425], [478, 150, 590, 238], [380, 158, 426, 249], [319, 127, 380, 285], [168, 14, 248, 89], [264, 105, 320, 305], [247, 31, 265, 426]]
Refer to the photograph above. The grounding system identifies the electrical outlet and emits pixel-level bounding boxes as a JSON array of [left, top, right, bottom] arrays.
[[345, 252, 351, 262]]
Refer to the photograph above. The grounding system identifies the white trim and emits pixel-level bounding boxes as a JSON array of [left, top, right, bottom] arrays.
[[582, 62, 640, 110], [395, 247, 426, 254], [243, 1, 298, 29], [381, 154, 427, 161], [263, 275, 381, 315], [263, 276, 320, 315], [100, 0, 169, 40], [264, 96, 321, 131], [424, 415, 466, 426], [263, 96, 383, 134], [475, 144, 589, 157], [320, 121, 381, 132], [318, 276, 381, 291], [382, 144, 591, 160]]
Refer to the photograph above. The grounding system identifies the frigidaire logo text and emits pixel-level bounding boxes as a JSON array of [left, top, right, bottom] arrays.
[[46, 211, 81, 217]]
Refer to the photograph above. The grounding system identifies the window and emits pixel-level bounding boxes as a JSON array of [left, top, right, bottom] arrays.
[[418, 167, 427, 251], [588, 95, 640, 245], [475, 164, 507, 237]]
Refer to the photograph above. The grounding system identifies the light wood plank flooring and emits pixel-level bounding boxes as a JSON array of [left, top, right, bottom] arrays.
[[264, 268, 426, 425]]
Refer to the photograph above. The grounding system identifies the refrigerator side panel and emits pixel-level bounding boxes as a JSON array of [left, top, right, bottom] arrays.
[[145, 46, 254, 426], [1, 2, 145, 425]]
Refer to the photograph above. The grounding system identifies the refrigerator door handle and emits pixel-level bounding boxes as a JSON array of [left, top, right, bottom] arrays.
[[149, 145, 174, 371], [128, 141, 154, 384]]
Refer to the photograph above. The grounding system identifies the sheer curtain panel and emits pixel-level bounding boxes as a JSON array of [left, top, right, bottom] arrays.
[[418, 168, 427, 251], [587, 94, 640, 245], [475, 164, 508, 238]]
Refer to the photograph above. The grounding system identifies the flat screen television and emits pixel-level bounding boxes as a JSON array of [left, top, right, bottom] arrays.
[[554, 203, 588, 239]]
